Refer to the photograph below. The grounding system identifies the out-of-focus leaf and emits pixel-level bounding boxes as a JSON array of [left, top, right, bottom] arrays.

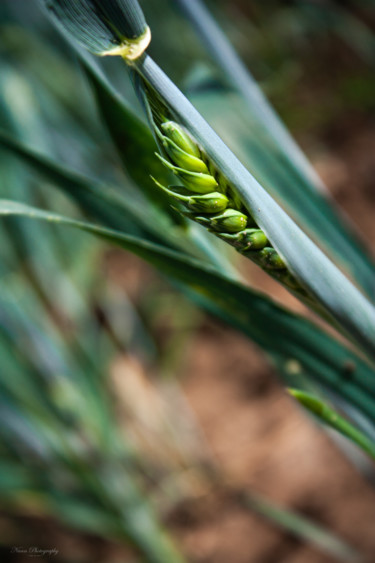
[[0, 129, 163, 238], [80, 52, 183, 222], [0, 129, 236, 270], [1, 199, 374, 429]]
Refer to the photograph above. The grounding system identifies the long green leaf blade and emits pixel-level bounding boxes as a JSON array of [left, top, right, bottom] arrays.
[[133, 55, 375, 362], [175, 0, 322, 189], [79, 53, 182, 220], [43, 0, 148, 55]]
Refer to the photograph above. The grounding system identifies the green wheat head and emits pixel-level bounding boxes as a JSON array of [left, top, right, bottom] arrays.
[[151, 118, 307, 296]]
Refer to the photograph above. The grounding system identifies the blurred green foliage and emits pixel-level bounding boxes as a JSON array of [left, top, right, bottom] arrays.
[[0, 1, 374, 561]]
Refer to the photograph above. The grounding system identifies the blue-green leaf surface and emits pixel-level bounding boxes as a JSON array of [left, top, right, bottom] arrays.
[[133, 55, 375, 362], [175, 0, 375, 298], [42, 0, 147, 54]]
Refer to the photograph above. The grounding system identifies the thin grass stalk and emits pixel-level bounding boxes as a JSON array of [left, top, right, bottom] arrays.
[[242, 491, 360, 563], [289, 389, 375, 460], [174, 0, 324, 193], [1, 200, 375, 432]]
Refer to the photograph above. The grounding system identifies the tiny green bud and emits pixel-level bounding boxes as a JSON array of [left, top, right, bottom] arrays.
[[259, 247, 286, 270], [187, 192, 229, 213], [153, 182, 228, 213], [178, 170, 218, 194], [163, 138, 209, 173], [161, 121, 200, 158], [209, 209, 248, 233], [156, 153, 217, 194]]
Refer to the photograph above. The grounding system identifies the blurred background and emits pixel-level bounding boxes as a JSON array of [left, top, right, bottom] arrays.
[[0, 0, 375, 561]]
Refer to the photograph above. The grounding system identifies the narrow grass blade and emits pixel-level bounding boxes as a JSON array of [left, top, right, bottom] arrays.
[[289, 389, 375, 460], [0, 301, 184, 563], [0, 129, 182, 245], [0, 129, 139, 229], [242, 492, 359, 563], [0, 414, 185, 563], [0, 129, 237, 270]]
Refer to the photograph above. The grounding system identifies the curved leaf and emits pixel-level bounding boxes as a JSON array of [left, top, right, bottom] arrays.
[[1, 199, 374, 428], [0, 129, 181, 244], [0, 130, 233, 270]]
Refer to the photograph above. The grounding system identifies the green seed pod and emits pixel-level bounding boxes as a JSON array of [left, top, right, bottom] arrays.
[[151, 178, 227, 214], [259, 247, 286, 270], [178, 170, 218, 193], [156, 154, 218, 194], [152, 119, 306, 297], [209, 209, 248, 233], [187, 192, 229, 213], [242, 229, 268, 250], [161, 121, 201, 158], [162, 137, 209, 174]]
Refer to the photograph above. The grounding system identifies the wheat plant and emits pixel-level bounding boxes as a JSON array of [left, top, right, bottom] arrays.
[[1, 0, 375, 561]]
